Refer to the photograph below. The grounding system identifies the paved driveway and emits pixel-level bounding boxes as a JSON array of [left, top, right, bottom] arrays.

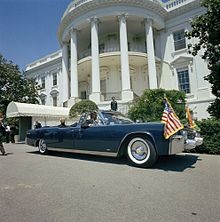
[[0, 143, 219, 222]]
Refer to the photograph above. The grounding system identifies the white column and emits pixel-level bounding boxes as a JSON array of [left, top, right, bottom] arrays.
[[145, 18, 157, 89], [69, 28, 79, 107], [61, 42, 69, 106], [89, 17, 101, 103], [119, 14, 133, 101]]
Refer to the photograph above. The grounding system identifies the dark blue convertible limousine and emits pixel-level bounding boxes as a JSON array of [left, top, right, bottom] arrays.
[[26, 110, 203, 167]]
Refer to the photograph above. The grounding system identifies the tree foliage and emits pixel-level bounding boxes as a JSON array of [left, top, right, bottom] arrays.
[[128, 89, 186, 122], [195, 119, 220, 155], [0, 54, 39, 114], [185, 0, 220, 118], [69, 100, 98, 118]]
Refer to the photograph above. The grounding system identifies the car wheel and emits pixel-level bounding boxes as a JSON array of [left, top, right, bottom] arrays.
[[127, 137, 157, 167], [38, 139, 48, 154]]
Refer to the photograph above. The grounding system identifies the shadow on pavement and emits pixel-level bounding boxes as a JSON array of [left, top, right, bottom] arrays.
[[0, 152, 13, 156], [28, 151, 201, 172], [28, 151, 128, 166], [154, 154, 201, 172]]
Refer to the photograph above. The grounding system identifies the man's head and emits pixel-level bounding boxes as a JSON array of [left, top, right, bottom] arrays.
[[0, 112, 4, 121], [60, 118, 65, 124], [90, 112, 97, 120], [112, 97, 115, 101]]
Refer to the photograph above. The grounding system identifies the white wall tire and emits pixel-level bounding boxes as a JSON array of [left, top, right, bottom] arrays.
[[127, 137, 157, 167], [38, 139, 48, 154]]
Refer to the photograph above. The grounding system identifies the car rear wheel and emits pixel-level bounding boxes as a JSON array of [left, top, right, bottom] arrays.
[[38, 139, 48, 154], [127, 137, 157, 167]]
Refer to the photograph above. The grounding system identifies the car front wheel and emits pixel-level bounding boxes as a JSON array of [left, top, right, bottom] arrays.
[[127, 137, 157, 167], [38, 139, 48, 154]]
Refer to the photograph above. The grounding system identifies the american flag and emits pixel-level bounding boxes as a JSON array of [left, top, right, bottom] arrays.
[[161, 97, 183, 139]]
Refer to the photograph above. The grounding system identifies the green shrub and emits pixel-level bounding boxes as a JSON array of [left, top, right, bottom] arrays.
[[69, 100, 98, 118], [128, 89, 186, 122], [195, 119, 220, 155]]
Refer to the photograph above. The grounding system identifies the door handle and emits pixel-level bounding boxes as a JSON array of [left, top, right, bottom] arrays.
[[78, 129, 83, 138]]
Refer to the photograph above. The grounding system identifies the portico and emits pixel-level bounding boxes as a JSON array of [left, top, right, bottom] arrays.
[[61, 14, 159, 106]]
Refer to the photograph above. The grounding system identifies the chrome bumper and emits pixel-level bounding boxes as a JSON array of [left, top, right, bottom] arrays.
[[184, 136, 203, 150], [169, 134, 203, 154], [169, 135, 185, 155], [195, 137, 203, 146]]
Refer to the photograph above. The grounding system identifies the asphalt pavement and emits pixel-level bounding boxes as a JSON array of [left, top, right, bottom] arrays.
[[0, 143, 219, 222]]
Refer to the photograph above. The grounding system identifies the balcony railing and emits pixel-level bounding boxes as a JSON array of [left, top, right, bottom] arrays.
[[64, 0, 163, 18], [78, 45, 146, 60], [79, 92, 121, 101], [129, 46, 146, 53], [100, 46, 120, 54], [102, 92, 121, 101], [164, 0, 192, 10], [79, 49, 91, 60], [63, 0, 195, 20]]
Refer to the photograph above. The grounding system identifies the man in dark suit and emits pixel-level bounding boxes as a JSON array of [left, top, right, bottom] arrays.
[[0, 113, 6, 155], [111, 97, 118, 111]]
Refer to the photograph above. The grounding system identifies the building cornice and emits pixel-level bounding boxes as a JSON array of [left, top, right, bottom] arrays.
[[25, 57, 62, 78], [58, 0, 167, 44], [63, 0, 163, 19], [25, 50, 62, 72]]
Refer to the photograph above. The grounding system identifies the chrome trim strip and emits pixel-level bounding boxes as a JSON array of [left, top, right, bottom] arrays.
[[172, 135, 183, 139], [47, 147, 117, 157]]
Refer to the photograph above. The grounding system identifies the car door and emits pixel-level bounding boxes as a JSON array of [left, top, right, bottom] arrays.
[[74, 124, 124, 153], [44, 127, 75, 149]]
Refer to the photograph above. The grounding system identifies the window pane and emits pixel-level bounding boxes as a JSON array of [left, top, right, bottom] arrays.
[[41, 77, 45, 89], [177, 68, 190, 94], [173, 30, 186, 51], [53, 96, 57, 107], [53, 73, 57, 86], [80, 91, 86, 99], [41, 97, 46, 105]]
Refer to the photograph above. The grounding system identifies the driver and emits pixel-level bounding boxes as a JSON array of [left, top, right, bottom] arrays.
[[81, 112, 99, 128], [88, 112, 98, 126]]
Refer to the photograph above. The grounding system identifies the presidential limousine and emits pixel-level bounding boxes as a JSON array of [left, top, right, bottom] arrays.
[[26, 111, 203, 167]]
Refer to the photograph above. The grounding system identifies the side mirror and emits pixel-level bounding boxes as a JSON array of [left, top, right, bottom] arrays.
[[70, 122, 77, 127]]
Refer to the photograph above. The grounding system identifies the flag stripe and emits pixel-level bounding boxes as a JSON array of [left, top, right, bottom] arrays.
[[161, 97, 183, 139]]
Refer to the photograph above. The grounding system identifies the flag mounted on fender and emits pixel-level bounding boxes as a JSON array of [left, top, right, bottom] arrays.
[[186, 106, 196, 128], [161, 97, 183, 139]]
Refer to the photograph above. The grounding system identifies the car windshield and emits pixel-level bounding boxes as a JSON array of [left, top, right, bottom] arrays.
[[101, 112, 133, 125]]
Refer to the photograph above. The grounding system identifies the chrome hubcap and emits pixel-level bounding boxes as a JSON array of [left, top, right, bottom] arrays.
[[39, 140, 46, 152], [131, 141, 148, 161]]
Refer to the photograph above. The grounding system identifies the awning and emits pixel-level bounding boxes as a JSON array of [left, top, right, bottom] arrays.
[[6, 101, 70, 118]]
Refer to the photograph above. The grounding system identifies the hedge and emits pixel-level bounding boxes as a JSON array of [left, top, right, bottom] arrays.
[[69, 100, 98, 118], [194, 118, 220, 155], [128, 89, 186, 122]]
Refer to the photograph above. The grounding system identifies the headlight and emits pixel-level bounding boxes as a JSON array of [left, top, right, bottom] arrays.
[[195, 132, 201, 137], [181, 130, 188, 139]]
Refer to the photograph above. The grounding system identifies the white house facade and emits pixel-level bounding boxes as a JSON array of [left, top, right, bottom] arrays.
[[25, 0, 215, 119]]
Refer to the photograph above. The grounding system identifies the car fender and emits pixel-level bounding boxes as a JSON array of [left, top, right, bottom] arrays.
[[116, 131, 157, 156]]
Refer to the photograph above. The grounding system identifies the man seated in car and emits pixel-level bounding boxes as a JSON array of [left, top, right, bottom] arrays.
[[81, 112, 99, 128], [87, 112, 98, 126], [58, 118, 67, 127]]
